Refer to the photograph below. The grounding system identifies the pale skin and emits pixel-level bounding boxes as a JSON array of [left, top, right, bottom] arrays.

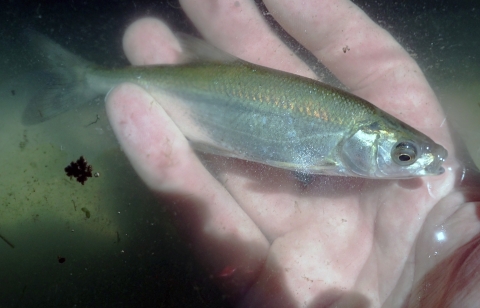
[[105, 0, 480, 307]]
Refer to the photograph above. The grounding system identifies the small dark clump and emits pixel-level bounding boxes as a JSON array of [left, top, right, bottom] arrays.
[[81, 207, 91, 218], [65, 156, 93, 185]]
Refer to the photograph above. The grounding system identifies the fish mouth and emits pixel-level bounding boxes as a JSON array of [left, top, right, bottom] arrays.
[[425, 144, 448, 175]]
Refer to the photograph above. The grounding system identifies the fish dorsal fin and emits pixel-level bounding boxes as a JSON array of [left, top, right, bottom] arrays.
[[176, 33, 238, 63]]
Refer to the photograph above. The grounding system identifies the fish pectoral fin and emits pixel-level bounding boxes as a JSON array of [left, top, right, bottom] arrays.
[[268, 158, 339, 172], [305, 159, 343, 175], [189, 141, 341, 177], [315, 158, 339, 168], [189, 140, 240, 159]]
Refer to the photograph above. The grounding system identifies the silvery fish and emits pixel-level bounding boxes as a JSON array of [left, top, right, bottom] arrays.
[[22, 31, 447, 179]]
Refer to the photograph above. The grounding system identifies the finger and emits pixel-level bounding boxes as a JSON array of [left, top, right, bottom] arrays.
[[178, 0, 452, 154], [179, 0, 316, 78], [105, 83, 269, 298], [263, 0, 458, 176], [262, 0, 445, 134], [409, 228, 480, 307], [122, 17, 182, 65]]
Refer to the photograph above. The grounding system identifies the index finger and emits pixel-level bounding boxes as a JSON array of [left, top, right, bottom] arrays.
[[107, 19, 270, 299], [181, 0, 452, 149]]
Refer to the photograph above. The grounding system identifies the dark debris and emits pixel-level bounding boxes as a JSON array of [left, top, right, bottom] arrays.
[[65, 156, 93, 185]]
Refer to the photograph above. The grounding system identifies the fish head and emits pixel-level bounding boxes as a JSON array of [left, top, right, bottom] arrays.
[[340, 120, 448, 179]]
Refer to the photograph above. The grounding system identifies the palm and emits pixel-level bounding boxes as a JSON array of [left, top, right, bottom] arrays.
[[208, 156, 453, 306], [104, 1, 476, 307]]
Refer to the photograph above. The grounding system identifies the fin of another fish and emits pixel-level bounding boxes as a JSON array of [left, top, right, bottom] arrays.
[[22, 31, 99, 125]]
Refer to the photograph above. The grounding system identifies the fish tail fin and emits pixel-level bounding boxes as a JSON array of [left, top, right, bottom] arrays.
[[22, 31, 99, 125]]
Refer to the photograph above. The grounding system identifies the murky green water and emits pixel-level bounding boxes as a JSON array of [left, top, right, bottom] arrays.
[[0, 1, 478, 307]]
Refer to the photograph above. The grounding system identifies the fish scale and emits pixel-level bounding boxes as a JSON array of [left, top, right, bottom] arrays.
[[23, 31, 447, 179]]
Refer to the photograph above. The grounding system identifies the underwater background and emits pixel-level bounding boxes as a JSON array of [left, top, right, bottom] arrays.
[[0, 0, 478, 307]]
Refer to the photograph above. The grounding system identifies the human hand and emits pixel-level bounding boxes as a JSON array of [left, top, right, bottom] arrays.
[[105, 0, 480, 306]]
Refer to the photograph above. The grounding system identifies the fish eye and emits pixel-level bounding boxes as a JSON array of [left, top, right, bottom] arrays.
[[392, 142, 418, 166]]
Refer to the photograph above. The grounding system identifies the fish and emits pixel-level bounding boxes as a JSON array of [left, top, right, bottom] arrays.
[[22, 31, 447, 179]]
